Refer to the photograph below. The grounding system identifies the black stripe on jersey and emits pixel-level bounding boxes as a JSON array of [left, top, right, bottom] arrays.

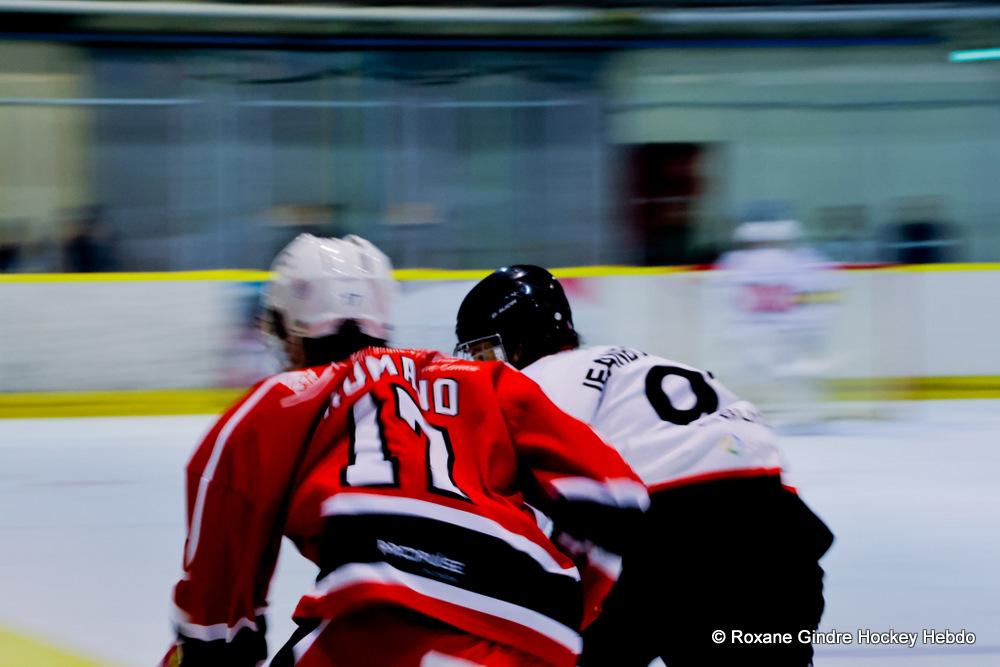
[[544, 498, 646, 556], [317, 513, 583, 629]]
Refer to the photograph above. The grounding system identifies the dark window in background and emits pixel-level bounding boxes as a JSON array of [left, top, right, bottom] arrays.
[[626, 142, 707, 266]]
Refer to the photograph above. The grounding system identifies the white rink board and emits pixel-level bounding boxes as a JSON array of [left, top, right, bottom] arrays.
[[0, 280, 235, 392], [0, 403, 998, 665], [4, 269, 1000, 393]]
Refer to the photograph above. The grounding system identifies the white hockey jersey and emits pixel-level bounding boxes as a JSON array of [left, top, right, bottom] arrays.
[[714, 246, 839, 332], [522, 346, 783, 493]]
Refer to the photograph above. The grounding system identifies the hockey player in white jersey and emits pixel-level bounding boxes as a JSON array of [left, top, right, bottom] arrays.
[[455, 265, 833, 667], [714, 219, 841, 426]]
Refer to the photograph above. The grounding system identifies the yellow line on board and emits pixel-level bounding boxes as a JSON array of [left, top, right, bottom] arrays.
[[393, 268, 492, 281], [2, 263, 1000, 284], [0, 626, 110, 667], [828, 376, 1000, 401], [550, 265, 694, 278], [3, 378, 1000, 419], [0, 266, 696, 283], [0, 269, 273, 283], [394, 265, 694, 281], [875, 263, 1000, 272], [0, 388, 246, 419]]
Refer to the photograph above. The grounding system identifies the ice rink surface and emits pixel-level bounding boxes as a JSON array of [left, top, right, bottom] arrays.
[[1, 401, 998, 666]]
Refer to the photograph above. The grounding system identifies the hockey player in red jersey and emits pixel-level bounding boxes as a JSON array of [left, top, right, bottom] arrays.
[[164, 236, 648, 667], [455, 265, 834, 667]]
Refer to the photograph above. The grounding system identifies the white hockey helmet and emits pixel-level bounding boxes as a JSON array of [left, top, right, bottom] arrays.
[[264, 234, 396, 340]]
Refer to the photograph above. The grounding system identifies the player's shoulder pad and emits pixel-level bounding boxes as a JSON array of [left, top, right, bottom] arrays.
[[643, 352, 708, 374], [426, 357, 489, 374], [247, 367, 334, 410], [578, 344, 652, 372], [275, 367, 323, 394], [376, 347, 443, 367]]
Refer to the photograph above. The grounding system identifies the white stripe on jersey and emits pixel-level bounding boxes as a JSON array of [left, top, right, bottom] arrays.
[[548, 477, 650, 510], [307, 561, 583, 655], [554, 533, 623, 581], [186, 376, 283, 566], [172, 603, 260, 643], [292, 619, 331, 663], [586, 545, 623, 581], [322, 493, 579, 580]]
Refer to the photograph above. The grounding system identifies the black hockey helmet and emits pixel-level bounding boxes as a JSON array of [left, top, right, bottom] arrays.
[[455, 265, 579, 370]]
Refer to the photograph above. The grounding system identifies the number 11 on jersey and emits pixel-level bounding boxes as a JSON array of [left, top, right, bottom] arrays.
[[343, 383, 469, 500]]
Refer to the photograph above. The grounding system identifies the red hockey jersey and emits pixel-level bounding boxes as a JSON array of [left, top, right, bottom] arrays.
[[171, 348, 648, 667]]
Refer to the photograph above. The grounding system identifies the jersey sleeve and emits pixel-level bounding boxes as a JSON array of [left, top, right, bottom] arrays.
[[169, 377, 298, 666], [495, 364, 649, 626]]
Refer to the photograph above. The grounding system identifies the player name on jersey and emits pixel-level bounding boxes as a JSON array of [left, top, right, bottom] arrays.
[[582, 347, 647, 391], [328, 353, 459, 418]]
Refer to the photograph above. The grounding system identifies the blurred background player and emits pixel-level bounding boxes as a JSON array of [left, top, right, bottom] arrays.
[[165, 235, 647, 667], [455, 265, 833, 667], [714, 216, 842, 429]]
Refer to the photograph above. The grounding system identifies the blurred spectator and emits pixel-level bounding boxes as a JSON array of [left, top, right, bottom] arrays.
[[0, 239, 21, 272], [879, 196, 961, 264], [0, 219, 27, 272], [714, 218, 841, 429], [62, 205, 115, 272]]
